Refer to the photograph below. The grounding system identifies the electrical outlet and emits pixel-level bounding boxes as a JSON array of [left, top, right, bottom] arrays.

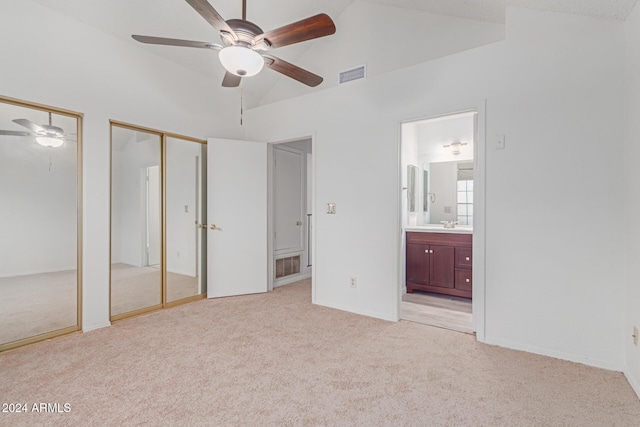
[[633, 326, 639, 346], [496, 134, 506, 149], [349, 276, 357, 288]]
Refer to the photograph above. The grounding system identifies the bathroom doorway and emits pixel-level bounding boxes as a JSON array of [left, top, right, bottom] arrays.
[[399, 108, 485, 336]]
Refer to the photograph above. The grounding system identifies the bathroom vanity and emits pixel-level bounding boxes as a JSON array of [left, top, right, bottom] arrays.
[[406, 228, 472, 298]]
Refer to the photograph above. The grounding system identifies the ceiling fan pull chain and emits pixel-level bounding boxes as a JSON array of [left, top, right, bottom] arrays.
[[240, 88, 243, 126], [242, 0, 246, 21]]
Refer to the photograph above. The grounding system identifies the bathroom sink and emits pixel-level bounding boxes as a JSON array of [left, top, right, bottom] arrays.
[[405, 225, 473, 234]]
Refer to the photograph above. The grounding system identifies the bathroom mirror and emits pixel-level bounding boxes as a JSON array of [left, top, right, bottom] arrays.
[[110, 124, 162, 318], [166, 136, 207, 303], [0, 97, 81, 351], [425, 160, 473, 226], [407, 165, 418, 213]]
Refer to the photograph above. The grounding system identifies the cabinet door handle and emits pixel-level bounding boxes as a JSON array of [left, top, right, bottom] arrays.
[[466, 278, 470, 282], [425, 249, 429, 253], [465, 257, 470, 261], [430, 250, 434, 254]]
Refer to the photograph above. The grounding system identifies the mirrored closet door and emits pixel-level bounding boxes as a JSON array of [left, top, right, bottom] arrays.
[[110, 124, 163, 319], [165, 136, 207, 304], [110, 123, 206, 321], [0, 96, 82, 352]]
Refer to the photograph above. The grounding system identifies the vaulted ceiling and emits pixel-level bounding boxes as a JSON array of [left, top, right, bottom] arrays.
[[29, 0, 638, 108]]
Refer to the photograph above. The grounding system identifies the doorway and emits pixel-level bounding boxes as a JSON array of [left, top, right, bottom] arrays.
[[270, 138, 313, 289], [399, 108, 485, 336]]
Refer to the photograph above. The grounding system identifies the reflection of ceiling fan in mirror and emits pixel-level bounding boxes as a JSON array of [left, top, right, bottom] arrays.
[[132, 0, 336, 87], [0, 113, 74, 148]]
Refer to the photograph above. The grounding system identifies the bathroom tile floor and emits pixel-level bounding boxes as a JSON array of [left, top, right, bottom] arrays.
[[401, 291, 473, 334]]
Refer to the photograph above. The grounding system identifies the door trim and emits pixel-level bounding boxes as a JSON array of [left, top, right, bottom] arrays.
[[267, 135, 315, 293]]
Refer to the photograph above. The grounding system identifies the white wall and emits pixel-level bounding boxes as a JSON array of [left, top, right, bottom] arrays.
[[0, 132, 77, 277], [416, 114, 475, 165], [245, 8, 626, 370], [260, 0, 505, 107], [624, 0, 640, 396], [0, 1, 243, 332]]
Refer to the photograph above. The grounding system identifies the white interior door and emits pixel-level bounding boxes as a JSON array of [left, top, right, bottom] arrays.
[[207, 138, 268, 298], [274, 146, 304, 254]]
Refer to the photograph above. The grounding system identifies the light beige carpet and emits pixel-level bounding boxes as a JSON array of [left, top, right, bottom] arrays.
[[0, 270, 77, 344], [1, 278, 639, 426], [1, 264, 199, 345], [111, 263, 200, 315]]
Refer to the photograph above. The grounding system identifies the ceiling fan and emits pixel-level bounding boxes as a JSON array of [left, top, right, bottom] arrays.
[[0, 113, 73, 148], [132, 0, 336, 87]]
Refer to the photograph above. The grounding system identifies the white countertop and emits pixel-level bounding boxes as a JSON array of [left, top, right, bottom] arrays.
[[405, 225, 473, 234]]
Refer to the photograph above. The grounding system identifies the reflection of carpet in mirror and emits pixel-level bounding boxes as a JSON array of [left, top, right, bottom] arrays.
[[0, 264, 200, 346], [110, 263, 199, 316], [0, 270, 77, 345]]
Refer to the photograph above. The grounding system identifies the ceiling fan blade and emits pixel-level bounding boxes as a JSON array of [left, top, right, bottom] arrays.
[[12, 119, 47, 134], [257, 14, 335, 49], [222, 72, 241, 87], [185, 0, 238, 41], [263, 55, 323, 87], [132, 35, 221, 50], [0, 130, 33, 137]]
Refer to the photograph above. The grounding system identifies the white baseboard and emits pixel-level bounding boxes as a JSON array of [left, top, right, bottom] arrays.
[[483, 336, 625, 372], [0, 266, 77, 279], [82, 322, 111, 333]]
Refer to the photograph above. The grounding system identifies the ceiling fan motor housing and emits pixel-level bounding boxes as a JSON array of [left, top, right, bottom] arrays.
[[222, 19, 266, 48], [41, 125, 64, 137]]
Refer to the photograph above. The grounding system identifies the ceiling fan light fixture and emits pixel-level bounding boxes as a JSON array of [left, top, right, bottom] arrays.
[[36, 136, 64, 148], [219, 46, 264, 77]]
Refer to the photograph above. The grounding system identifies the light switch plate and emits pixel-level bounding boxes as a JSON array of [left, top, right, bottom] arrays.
[[327, 203, 336, 214], [496, 134, 506, 149]]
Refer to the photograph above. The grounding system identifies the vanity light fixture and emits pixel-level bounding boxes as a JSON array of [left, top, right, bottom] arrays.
[[443, 141, 468, 155]]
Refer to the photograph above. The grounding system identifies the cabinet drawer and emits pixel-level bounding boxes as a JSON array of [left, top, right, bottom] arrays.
[[455, 269, 472, 292], [455, 247, 472, 269]]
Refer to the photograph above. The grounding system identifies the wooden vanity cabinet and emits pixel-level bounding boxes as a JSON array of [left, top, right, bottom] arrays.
[[406, 232, 472, 298]]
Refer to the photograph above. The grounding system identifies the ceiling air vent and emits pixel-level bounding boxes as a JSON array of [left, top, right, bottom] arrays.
[[339, 65, 366, 84]]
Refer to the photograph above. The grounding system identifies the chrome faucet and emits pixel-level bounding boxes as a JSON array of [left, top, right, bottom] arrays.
[[441, 221, 457, 229]]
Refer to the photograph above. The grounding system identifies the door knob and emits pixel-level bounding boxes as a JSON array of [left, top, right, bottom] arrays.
[[296, 221, 302, 226], [209, 224, 221, 231]]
